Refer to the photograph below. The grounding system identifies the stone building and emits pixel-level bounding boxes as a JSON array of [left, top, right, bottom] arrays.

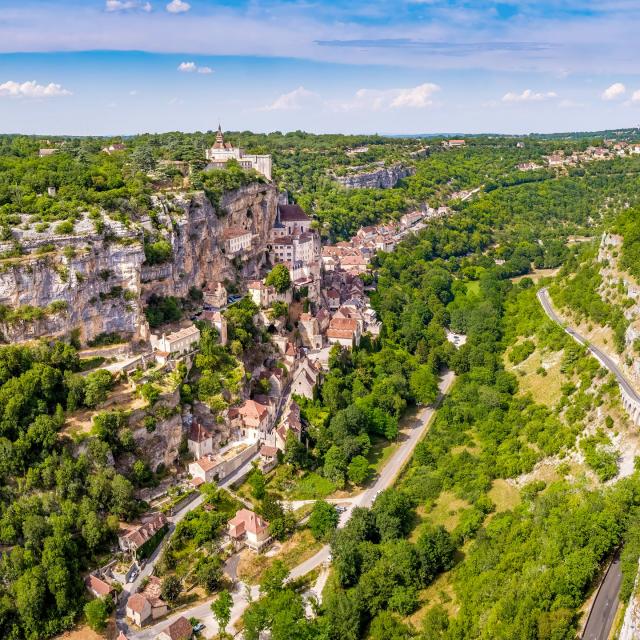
[[205, 125, 272, 180]]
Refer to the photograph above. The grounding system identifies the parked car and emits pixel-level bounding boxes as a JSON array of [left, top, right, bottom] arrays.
[[193, 623, 205, 633]]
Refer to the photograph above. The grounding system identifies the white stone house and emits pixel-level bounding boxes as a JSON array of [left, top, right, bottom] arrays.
[[222, 227, 253, 256], [150, 324, 200, 360], [228, 508, 271, 551]]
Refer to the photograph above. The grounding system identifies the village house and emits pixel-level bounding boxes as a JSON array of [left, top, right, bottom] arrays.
[[205, 125, 272, 180], [259, 444, 279, 473], [443, 139, 466, 147], [546, 154, 565, 167], [235, 398, 271, 440], [327, 317, 361, 348], [150, 324, 200, 363], [258, 367, 286, 398], [156, 615, 193, 640], [201, 310, 228, 345], [517, 162, 540, 171], [326, 288, 341, 310], [126, 576, 167, 627], [299, 313, 323, 349], [247, 280, 292, 308], [630, 143, 640, 155], [188, 440, 260, 485], [85, 574, 117, 601], [118, 513, 168, 558], [291, 357, 320, 399], [187, 421, 215, 459], [400, 211, 424, 228], [228, 508, 271, 551], [222, 227, 253, 256], [39, 148, 58, 158], [274, 399, 303, 450], [203, 281, 227, 308], [102, 143, 126, 154]]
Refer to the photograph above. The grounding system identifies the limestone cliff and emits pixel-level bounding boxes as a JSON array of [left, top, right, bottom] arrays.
[[334, 163, 415, 189], [0, 182, 278, 345], [141, 182, 277, 299], [0, 218, 146, 344]]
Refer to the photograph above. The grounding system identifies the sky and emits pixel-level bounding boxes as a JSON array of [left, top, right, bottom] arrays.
[[2, 1, 640, 135]]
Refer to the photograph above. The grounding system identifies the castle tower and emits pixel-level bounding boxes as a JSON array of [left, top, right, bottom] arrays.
[[213, 124, 225, 150]]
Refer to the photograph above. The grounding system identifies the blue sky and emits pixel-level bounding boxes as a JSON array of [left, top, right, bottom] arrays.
[[2, 0, 640, 135]]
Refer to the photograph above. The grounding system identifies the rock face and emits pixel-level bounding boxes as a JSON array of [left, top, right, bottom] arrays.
[[141, 183, 277, 299], [0, 220, 147, 344], [129, 390, 184, 470], [334, 164, 415, 189], [0, 182, 278, 345]]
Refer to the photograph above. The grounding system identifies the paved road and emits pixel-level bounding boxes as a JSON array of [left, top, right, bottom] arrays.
[[537, 288, 630, 640], [582, 552, 622, 640], [538, 288, 640, 405], [127, 369, 455, 639]]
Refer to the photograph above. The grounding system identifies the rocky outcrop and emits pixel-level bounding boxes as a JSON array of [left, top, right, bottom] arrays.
[[334, 164, 415, 189], [129, 390, 184, 470], [140, 183, 277, 299], [0, 219, 147, 344], [0, 181, 278, 345]]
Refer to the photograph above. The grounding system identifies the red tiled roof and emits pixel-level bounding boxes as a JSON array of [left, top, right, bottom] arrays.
[[127, 593, 149, 614], [85, 574, 113, 597], [161, 616, 193, 640], [228, 508, 269, 536], [239, 399, 268, 420], [260, 445, 278, 458]]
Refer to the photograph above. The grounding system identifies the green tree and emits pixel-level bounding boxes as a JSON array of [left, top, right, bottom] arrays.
[[265, 264, 291, 293], [309, 500, 339, 541], [84, 597, 111, 632], [347, 455, 370, 486], [211, 589, 233, 634], [409, 365, 439, 406], [161, 575, 182, 604], [83, 369, 113, 407]]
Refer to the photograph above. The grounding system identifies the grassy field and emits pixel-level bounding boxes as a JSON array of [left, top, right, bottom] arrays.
[[506, 346, 564, 408], [488, 479, 521, 513], [237, 529, 323, 584]]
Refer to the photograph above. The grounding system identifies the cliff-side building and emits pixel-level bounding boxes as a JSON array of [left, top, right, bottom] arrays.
[[205, 125, 272, 180]]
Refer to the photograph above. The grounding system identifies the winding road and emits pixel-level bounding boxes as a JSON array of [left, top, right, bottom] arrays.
[[537, 288, 630, 640], [125, 369, 455, 639]]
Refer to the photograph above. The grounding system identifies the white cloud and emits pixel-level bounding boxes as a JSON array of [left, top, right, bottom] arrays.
[[502, 89, 558, 103], [105, 0, 151, 12], [390, 83, 440, 108], [129, 89, 139, 95], [166, 0, 190, 13], [331, 83, 441, 112], [631, 90, 640, 103], [0, 80, 72, 98], [262, 86, 318, 111], [177, 61, 213, 74], [602, 82, 626, 100]]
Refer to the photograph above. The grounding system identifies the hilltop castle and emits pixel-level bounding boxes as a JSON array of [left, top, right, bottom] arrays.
[[205, 125, 272, 180]]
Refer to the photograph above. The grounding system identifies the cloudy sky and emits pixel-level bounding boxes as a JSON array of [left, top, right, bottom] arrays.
[[2, 0, 640, 135]]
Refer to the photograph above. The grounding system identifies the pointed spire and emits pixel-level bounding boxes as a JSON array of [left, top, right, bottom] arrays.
[[214, 123, 225, 149]]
